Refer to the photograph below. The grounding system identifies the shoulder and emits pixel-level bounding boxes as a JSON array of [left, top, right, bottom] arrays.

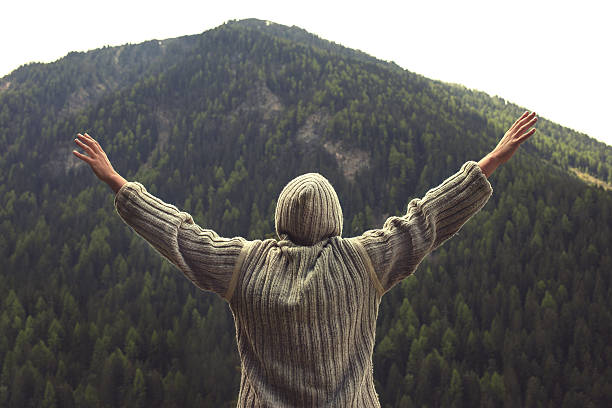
[[338, 236, 385, 296], [238, 238, 281, 264]]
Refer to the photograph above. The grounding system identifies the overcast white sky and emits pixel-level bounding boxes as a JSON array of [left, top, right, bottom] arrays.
[[1, 0, 610, 145]]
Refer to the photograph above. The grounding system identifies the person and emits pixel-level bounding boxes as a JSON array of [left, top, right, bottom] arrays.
[[73, 111, 538, 406]]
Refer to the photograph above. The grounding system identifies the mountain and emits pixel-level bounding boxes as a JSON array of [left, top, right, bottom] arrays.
[[0, 18, 610, 407]]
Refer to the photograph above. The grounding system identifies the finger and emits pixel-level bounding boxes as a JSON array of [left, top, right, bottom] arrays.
[[518, 111, 530, 122], [77, 133, 98, 150], [77, 133, 95, 143], [77, 133, 92, 142], [518, 125, 537, 140], [511, 114, 535, 134], [509, 111, 530, 131], [518, 117, 538, 135], [520, 115, 538, 128], [516, 111, 536, 127], [517, 127, 536, 142], [74, 138, 95, 155], [72, 150, 92, 162], [84, 133, 103, 152]]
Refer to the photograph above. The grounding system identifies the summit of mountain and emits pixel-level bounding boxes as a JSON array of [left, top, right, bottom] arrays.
[[1, 19, 609, 189]]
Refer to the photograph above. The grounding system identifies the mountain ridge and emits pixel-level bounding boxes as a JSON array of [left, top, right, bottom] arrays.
[[1, 18, 609, 186]]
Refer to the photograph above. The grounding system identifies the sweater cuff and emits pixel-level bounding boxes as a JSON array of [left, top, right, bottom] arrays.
[[431, 161, 491, 197], [113, 181, 134, 208], [114, 181, 142, 216], [461, 160, 492, 198], [464, 160, 492, 198]]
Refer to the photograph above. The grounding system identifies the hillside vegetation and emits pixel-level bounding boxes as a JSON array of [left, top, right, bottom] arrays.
[[0, 19, 610, 407]]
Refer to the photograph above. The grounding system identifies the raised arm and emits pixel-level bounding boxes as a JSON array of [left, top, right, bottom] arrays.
[[113, 182, 247, 299], [73, 133, 247, 300], [355, 161, 492, 294], [354, 111, 537, 295]]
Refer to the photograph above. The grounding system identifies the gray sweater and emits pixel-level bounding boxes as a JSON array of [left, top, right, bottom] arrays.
[[114, 161, 493, 407]]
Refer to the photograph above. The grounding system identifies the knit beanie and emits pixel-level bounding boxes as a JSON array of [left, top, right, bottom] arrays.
[[275, 173, 343, 245]]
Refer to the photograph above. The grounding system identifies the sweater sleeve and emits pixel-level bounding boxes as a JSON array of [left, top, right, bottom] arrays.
[[356, 161, 493, 294], [114, 181, 247, 300]]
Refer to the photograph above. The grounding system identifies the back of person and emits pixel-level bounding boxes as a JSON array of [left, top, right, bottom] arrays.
[[229, 236, 381, 406], [224, 173, 381, 405]]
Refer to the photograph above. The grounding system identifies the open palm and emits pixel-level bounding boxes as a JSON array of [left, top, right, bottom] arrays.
[[492, 111, 538, 164]]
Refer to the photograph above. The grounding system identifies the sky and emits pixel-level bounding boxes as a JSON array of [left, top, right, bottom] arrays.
[[1, 0, 610, 146]]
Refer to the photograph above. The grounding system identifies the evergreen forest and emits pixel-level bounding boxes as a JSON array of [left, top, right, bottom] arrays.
[[0, 19, 611, 407]]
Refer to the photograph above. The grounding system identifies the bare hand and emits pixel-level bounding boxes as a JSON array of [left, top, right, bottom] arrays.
[[491, 111, 538, 164], [72, 133, 127, 193], [478, 111, 538, 178]]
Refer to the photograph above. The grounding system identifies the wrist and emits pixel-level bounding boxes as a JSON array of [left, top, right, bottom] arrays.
[[477, 154, 501, 178], [105, 172, 128, 194]]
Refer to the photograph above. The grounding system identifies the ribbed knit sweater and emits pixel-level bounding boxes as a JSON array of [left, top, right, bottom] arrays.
[[114, 161, 493, 407]]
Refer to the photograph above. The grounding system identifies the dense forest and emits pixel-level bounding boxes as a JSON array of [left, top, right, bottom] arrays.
[[0, 19, 611, 407]]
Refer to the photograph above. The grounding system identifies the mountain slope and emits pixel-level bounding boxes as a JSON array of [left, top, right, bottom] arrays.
[[0, 19, 610, 407]]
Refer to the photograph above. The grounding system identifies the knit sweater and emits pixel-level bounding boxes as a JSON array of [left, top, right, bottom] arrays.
[[114, 161, 493, 407]]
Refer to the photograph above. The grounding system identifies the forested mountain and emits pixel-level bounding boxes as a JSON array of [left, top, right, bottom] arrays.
[[0, 18, 610, 407]]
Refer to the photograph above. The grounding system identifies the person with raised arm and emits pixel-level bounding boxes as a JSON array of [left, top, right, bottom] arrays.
[[73, 111, 537, 407]]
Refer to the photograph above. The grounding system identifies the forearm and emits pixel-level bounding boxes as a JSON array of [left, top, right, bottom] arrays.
[[359, 161, 493, 292], [114, 182, 247, 297], [419, 161, 493, 249]]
